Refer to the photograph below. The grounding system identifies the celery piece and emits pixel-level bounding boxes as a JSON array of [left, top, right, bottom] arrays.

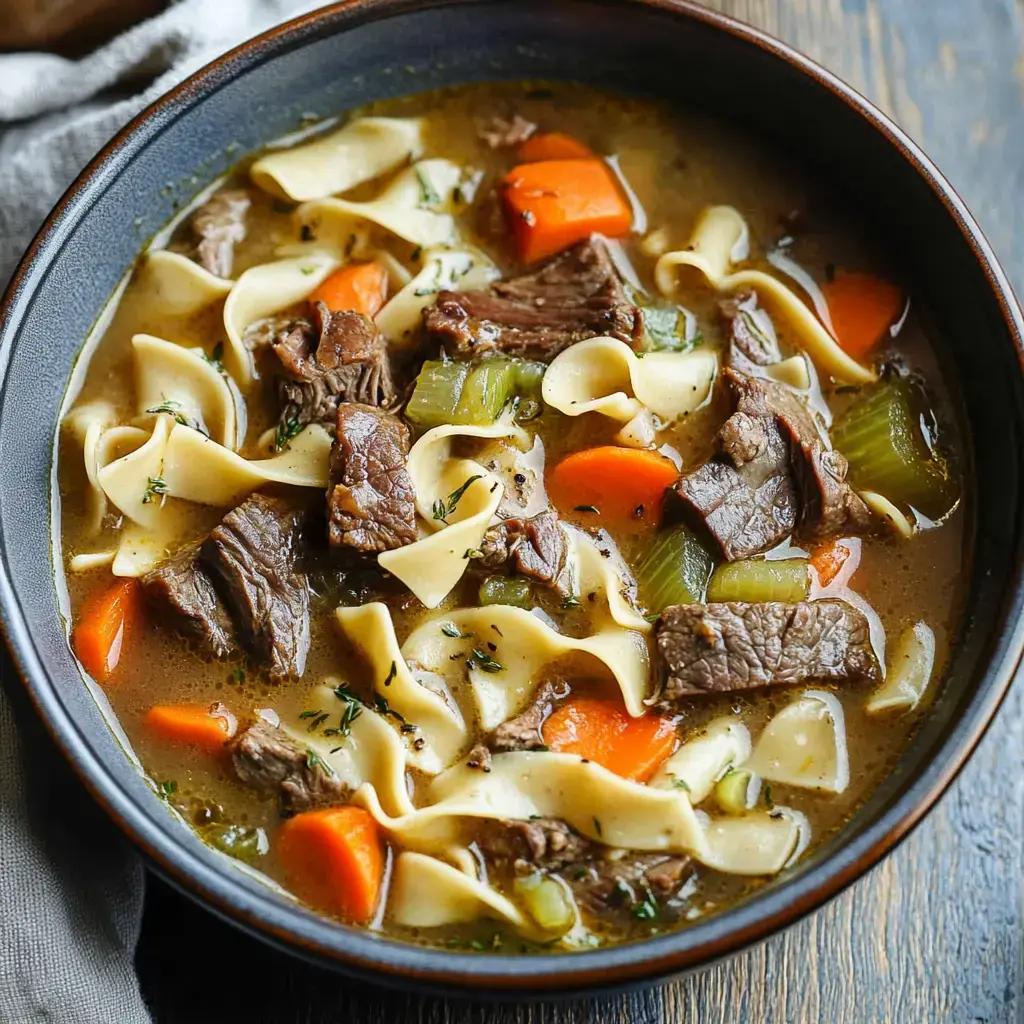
[[453, 358, 516, 425], [479, 575, 532, 609], [405, 360, 468, 430], [200, 822, 267, 863], [714, 768, 757, 815], [513, 359, 546, 420], [831, 379, 955, 517], [513, 873, 575, 935], [706, 558, 809, 604], [637, 524, 715, 613]]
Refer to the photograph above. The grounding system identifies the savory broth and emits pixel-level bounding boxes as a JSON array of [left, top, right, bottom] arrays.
[[58, 82, 966, 951]]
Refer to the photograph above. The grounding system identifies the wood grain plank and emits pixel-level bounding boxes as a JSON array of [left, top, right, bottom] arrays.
[[137, 2, 1024, 1020]]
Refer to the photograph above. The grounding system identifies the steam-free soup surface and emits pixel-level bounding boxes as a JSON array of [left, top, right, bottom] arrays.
[[58, 82, 966, 952]]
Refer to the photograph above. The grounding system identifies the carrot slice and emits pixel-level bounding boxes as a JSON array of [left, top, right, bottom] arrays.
[[806, 540, 856, 589], [548, 446, 679, 527], [822, 271, 903, 360], [144, 703, 235, 753], [518, 132, 595, 163], [502, 159, 632, 263], [542, 699, 677, 782], [72, 578, 141, 683], [277, 806, 385, 924], [308, 260, 388, 317]]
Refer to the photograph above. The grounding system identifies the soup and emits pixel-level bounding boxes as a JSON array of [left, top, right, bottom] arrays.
[[58, 82, 965, 952]]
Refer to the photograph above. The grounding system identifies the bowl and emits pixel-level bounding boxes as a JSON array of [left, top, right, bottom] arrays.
[[1, 0, 1023, 997]]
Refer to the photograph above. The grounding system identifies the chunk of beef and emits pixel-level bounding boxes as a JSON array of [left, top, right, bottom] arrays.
[[141, 546, 235, 659], [475, 818, 596, 873], [675, 369, 801, 560], [571, 854, 693, 917], [242, 315, 312, 353], [478, 512, 570, 595], [795, 442, 874, 538], [200, 494, 310, 679], [478, 114, 537, 149], [423, 237, 642, 361], [676, 368, 865, 558], [328, 403, 417, 553], [721, 291, 781, 369], [656, 599, 881, 700], [489, 680, 560, 753], [275, 301, 397, 429], [191, 189, 250, 278], [230, 719, 350, 815]]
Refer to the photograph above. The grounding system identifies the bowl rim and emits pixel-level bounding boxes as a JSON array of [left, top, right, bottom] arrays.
[[2, 0, 1024, 994]]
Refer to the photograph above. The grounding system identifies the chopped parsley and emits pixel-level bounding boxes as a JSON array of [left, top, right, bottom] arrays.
[[415, 167, 442, 208], [202, 341, 227, 376], [373, 694, 418, 733], [631, 888, 659, 921], [306, 712, 330, 733], [331, 684, 364, 737], [645, 612, 660, 623], [431, 474, 483, 524], [469, 648, 503, 673], [146, 400, 188, 426], [230, 667, 245, 683], [274, 416, 302, 451], [157, 780, 177, 801], [298, 709, 321, 718], [441, 622, 472, 639], [305, 748, 334, 776], [141, 476, 169, 505], [562, 595, 582, 610], [463, 547, 484, 560]]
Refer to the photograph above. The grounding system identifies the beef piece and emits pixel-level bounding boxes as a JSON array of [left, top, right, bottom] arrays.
[[675, 368, 844, 559], [275, 302, 397, 429], [571, 854, 693, 916], [423, 237, 642, 361], [243, 315, 312, 353], [141, 546, 235, 659], [465, 743, 493, 772], [200, 494, 310, 679], [721, 291, 781, 369], [475, 818, 596, 873], [656, 599, 881, 700], [191, 189, 250, 278], [230, 719, 350, 815], [478, 512, 570, 594], [328, 403, 417, 553], [478, 114, 537, 149], [795, 442, 874, 539], [490, 681, 559, 753]]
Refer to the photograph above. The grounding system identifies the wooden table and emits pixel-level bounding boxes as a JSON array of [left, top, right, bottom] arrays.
[[132, 2, 1024, 1020]]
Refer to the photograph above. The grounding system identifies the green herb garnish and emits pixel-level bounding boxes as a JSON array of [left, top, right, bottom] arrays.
[[141, 476, 169, 505], [275, 416, 302, 451], [157, 780, 177, 801], [469, 648, 503, 673], [432, 474, 483, 524], [415, 167, 442, 207], [441, 623, 471, 639]]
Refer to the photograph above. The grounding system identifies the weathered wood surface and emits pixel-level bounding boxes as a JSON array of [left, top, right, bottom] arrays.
[[138, 2, 1024, 1021]]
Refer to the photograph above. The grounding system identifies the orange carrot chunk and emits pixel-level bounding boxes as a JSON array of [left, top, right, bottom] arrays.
[[517, 132, 595, 163], [822, 271, 903, 360], [308, 260, 388, 317], [277, 806, 385, 924], [144, 703, 235, 753], [809, 538, 858, 589], [502, 159, 632, 263], [542, 699, 677, 782], [72, 578, 141, 683], [548, 446, 679, 527]]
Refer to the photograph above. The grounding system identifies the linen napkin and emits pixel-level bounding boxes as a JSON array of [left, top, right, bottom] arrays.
[[0, 2, 316, 1019]]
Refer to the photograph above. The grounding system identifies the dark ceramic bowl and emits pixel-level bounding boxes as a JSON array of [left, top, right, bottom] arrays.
[[1, 0, 1022, 997]]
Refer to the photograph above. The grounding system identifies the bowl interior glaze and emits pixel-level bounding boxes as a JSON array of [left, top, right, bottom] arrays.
[[1, 0, 1022, 995]]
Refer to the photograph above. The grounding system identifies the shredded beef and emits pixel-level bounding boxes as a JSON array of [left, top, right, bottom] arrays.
[[478, 512, 570, 594], [141, 546, 235, 659], [191, 189, 250, 278], [242, 315, 311, 353], [475, 818, 595, 873], [796, 442, 875, 539], [489, 681, 560, 753], [327, 403, 417, 554], [230, 719, 350, 815], [200, 494, 310, 679], [571, 854, 693, 916], [423, 237, 642, 362], [275, 301, 396, 429], [656, 599, 881, 700]]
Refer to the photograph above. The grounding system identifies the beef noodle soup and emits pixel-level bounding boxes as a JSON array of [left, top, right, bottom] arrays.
[[57, 83, 966, 951]]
